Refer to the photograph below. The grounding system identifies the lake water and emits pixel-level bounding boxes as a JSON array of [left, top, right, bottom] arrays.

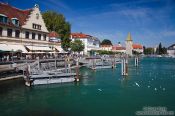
[[0, 57, 175, 116]]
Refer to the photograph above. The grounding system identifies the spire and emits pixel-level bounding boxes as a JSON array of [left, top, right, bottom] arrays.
[[126, 32, 132, 41]]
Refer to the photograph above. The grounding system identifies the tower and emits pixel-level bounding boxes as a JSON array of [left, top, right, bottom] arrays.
[[125, 32, 133, 56]]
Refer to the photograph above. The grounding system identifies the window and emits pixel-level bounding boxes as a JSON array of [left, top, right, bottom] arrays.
[[0, 27, 2, 36], [0, 14, 8, 23], [12, 18, 19, 26], [36, 13, 39, 19], [7, 28, 12, 37], [25, 31, 29, 39], [38, 34, 41, 40], [33, 23, 41, 30], [32, 33, 35, 39], [43, 34, 46, 41], [15, 30, 20, 38]]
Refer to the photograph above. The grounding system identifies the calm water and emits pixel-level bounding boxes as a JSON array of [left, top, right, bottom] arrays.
[[0, 57, 175, 116]]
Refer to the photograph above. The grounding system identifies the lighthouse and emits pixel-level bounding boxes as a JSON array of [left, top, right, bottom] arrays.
[[125, 32, 133, 56]]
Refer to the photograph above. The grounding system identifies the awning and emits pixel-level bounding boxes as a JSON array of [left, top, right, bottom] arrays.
[[55, 46, 68, 53], [0, 44, 11, 51], [26, 46, 52, 51], [0, 44, 27, 53]]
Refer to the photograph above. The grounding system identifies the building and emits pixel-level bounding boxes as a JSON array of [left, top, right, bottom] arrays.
[[125, 32, 133, 56], [132, 44, 143, 53], [167, 44, 175, 57], [48, 31, 61, 43], [0, 3, 61, 60], [100, 45, 112, 51], [70, 32, 100, 55], [112, 42, 126, 53], [125, 32, 143, 56]]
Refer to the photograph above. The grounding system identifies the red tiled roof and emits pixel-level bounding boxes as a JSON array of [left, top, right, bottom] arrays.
[[132, 44, 143, 49], [48, 31, 59, 37], [101, 45, 112, 47], [71, 33, 92, 38], [0, 2, 32, 27], [112, 46, 126, 50]]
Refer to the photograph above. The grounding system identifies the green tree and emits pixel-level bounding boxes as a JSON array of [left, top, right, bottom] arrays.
[[42, 11, 71, 51], [156, 43, 162, 54], [70, 40, 84, 53], [100, 39, 112, 45], [156, 43, 167, 55], [144, 47, 154, 55]]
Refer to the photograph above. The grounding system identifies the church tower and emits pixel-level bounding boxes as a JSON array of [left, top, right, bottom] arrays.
[[125, 32, 133, 56]]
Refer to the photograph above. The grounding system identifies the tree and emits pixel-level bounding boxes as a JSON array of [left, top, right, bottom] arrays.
[[100, 39, 112, 45], [156, 43, 167, 55], [42, 11, 71, 51], [70, 40, 84, 53], [144, 47, 154, 55]]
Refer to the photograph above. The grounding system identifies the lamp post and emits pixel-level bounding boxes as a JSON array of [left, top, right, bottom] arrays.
[[54, 41, 57, 69], [12, 49, 14, 62]]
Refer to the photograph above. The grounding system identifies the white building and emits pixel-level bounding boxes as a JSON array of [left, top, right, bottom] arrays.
[[70, 33, 100, 55], [100, 45, 112, 51], [167, 44, 175, 57], [0, 3, 61, 58], [112, 43, 126, 53]]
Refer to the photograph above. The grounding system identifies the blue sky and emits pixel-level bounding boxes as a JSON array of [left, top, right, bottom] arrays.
[[1, 0, 175, 47]]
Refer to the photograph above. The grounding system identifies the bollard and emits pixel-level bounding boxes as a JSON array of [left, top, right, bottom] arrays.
[[135, 57, 139, 67], [121, 58, 128, 76], [75, 58, 80, 82]]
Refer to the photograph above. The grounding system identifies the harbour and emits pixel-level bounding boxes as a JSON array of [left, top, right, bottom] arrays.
[[0, 0, 175, 115], [0, 57, 175, 116]]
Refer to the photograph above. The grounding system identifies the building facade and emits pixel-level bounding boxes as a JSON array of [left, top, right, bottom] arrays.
[[125, 32, 133, 56], [0, 3, 61, 59], [125, 32, 143, 55], [167, 44, 175, 57], [70, 32, 100, 55], [100, 45, 112, 51], [112, 43, 126, 53]]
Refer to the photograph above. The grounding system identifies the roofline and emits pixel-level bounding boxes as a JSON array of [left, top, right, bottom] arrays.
[[0, 2, 33, 12]]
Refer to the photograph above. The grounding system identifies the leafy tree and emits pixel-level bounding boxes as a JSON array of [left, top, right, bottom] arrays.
[[144, 47, 154, 55], [42, 11, 71, 51], [70, 40, 84, 53], [100, 39, 112, 45]]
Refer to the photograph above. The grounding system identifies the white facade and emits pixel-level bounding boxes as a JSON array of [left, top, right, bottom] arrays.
[[71, 35, 100, 55], [133, 48, 143, 53], [22, 4, 48, 33], [100, 45, 112, 51], [125, 32, 133, 56], [0, 3, 60, 53], [125, 40, 133, 56], [167, 44, 175, 56]]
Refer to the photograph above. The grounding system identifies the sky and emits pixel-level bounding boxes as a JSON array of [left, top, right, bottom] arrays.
[[1, 0, 175, 47]]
